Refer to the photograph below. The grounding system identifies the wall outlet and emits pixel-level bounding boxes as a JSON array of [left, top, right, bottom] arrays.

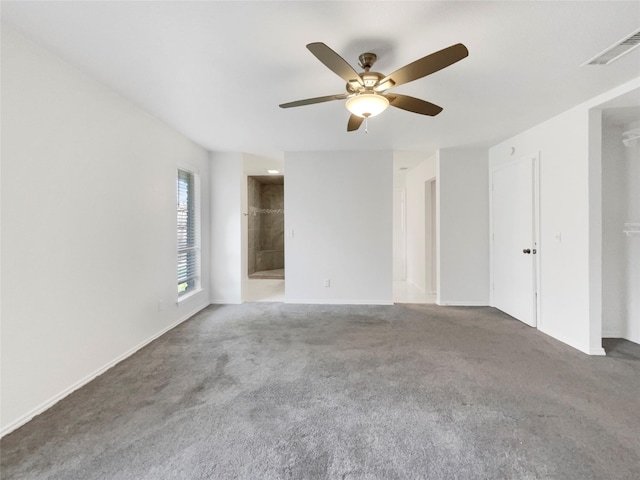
[[324, 279, 330, 287]]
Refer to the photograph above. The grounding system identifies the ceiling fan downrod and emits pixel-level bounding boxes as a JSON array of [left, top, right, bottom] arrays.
[[358, 52, 377, 72]]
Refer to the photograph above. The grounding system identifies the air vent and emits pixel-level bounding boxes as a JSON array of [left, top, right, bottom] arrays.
[[584, 28, 640, 65]]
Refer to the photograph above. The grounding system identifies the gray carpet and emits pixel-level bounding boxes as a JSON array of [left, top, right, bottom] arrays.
[[2, 304, 639, 479]]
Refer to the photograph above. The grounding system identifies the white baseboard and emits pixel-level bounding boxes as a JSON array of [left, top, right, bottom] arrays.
[[588, 347, 606, 356], [537, 326, 596, 356], [601, 331, 640, 346], [0, 302, 210, 438], [285, 299, 394, 306], [624, 334, 640, 345], [209, 299, 242, 304], [436, 301, 489, 306]]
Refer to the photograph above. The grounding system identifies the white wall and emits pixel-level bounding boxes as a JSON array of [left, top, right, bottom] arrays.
[[587, 109, 604, 354], [490, 108, 593, 353], [1, 26, 211, 435], [209, 152, 243, 303], [437, 148, 490, 305], [284, 151, 393, 304], [405, 155, 436, 292], [489, 78, 640, 355], [392, 188, 407, 281]]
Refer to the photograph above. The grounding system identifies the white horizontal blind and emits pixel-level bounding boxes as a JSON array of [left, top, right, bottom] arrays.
[[177, 169, 199, 296]]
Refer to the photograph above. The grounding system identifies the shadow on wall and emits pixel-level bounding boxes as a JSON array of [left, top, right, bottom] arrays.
[[247, 175, 284, 279]]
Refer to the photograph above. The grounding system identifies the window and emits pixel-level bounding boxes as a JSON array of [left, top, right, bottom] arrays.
[[177, 168, 200, 297]]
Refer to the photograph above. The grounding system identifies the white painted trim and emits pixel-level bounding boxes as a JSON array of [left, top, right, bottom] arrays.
[[407, 280, 425, 293], [435, 152, 442, 307], [177, 167, 203, 298], [588, 347, 606, 356], [176, 287, 204, 305], [209, 299, 242, 305], [584, 77, 640, 110], [533, 153, 542, 330], [588, 108, 604, 355], [177, 161, 201, 177], [0, 302, 210, 438], [436, 301, 489, 306], [285, 299, 394, 305], [623, 333, 640, 345]]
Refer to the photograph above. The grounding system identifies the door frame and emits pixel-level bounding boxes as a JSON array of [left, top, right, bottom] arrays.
[[489, 152, 542, 329]]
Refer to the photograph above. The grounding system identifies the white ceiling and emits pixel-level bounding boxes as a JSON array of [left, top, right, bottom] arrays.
[[3, 1, 640, 159]]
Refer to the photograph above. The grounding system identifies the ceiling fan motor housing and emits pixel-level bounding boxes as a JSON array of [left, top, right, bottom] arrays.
[[346, 71, 385, 93]]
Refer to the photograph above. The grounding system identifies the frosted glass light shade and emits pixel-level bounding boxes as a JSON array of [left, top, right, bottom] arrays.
[[345, 93, 389, 118]]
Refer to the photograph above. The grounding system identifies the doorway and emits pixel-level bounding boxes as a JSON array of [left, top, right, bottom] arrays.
[[392, 157, 437, 304], [247, 175, 285, 280], [491, 154, 539, 327], [601, 109, 640, 344]]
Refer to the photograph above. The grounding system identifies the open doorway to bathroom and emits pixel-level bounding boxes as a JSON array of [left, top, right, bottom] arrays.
[[392, 153, 437, 304], [247, 175, 285, 280]]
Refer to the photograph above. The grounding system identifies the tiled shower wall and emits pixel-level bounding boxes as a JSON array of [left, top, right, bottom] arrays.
[[247, 177, 284, 275], [247, 176, 261, 275]]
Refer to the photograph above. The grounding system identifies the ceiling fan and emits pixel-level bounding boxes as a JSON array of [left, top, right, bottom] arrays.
[[279, 42, 469, 131]]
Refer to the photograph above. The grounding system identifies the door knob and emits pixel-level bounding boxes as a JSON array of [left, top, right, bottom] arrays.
[[523, 248, 531, 254]]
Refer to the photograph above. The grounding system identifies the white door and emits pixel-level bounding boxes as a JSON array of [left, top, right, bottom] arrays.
[[393, 189, 407, 281], [492, 157, 537, 327]]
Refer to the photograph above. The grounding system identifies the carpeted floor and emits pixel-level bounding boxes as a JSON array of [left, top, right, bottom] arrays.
[[2, 303, 639, 479]]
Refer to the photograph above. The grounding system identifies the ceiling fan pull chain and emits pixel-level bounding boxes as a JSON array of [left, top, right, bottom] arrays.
[[365, 116, 369, 134]]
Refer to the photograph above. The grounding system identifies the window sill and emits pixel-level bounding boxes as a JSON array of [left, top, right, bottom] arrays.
[[177, 288, 203, 305]]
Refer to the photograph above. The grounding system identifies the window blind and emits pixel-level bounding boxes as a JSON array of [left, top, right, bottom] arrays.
[[177, 169, 199, 296]]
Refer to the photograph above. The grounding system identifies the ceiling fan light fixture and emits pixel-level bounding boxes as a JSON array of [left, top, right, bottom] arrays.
[[346, 93, 389, 118]]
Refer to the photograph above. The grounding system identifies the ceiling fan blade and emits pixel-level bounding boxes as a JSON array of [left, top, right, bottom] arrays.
[[307, 42, 364, 87], [279, 94, 348, 109], [377, 43, 468, 90], [387, 94, 443, 116], [347, 114, 365, 132]]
